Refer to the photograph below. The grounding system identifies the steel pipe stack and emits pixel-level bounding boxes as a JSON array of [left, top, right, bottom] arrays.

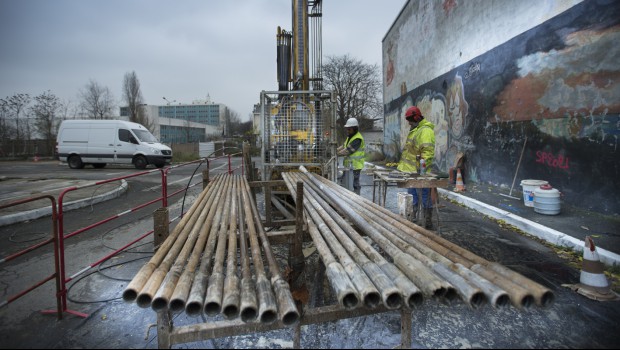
[[291, 167, 554, 309], [123, 174, 299, 326]]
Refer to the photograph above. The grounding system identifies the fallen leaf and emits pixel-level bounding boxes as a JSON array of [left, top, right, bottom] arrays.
[[580, 226, 589, 231]]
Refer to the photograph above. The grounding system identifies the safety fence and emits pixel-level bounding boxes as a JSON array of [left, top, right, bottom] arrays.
[[0, 152, 244, 320]]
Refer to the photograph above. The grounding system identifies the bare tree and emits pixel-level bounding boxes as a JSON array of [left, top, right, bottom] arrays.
[[0, 93, 32, 154], [78, 79, 115, 119], [31, 90, 63, 155], [122, 71, 153, 131], [322, 54, 382, 141]]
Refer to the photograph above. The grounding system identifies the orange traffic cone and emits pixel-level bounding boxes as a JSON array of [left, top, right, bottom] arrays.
[[563, 236, 619, 301], [454, 168, 465, 192]]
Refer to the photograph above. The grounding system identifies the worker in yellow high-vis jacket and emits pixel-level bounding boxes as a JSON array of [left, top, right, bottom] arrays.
[[337, 117, 365, 195], [397, 106, 436, 228]]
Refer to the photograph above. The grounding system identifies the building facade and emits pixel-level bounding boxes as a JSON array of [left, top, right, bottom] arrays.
[[120, 98, 226, 144]]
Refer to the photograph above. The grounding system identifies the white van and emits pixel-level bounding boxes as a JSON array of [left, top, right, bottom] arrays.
[[56, 120, 172, 169]]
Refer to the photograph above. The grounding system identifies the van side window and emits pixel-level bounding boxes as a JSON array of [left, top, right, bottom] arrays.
[[118, 129, 138, 144]]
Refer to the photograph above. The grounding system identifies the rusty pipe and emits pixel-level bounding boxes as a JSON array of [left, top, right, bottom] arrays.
[[298, 167, 452, 299], [151, 174, 230, 311], [123, 177, 216, 304], [185, 175, 231, 315], [168, 174, 223, 312], [318, 177, 486, 308], [285, 173, 400, 309], [222, 175, 242, 319], [314, 173, 542, 308], [289, 172, 423, 309], [237, 185, 258, 322], [240, 177, 300, 326], [133, 176, 224, 308], [284, 175, 381, 308], [204, 175, 235, 316], [239, 177, 278, 324]]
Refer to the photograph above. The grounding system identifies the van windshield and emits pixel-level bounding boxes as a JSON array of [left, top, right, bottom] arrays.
[[132, 129, 159, 143]]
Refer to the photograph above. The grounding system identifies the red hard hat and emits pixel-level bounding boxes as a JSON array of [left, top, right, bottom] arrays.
[[405, 106, 422, 122]]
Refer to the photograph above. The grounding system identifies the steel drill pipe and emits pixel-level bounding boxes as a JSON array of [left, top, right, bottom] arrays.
[[314, 174, 511, 308], [222, 176, 242, 319], [306, 219, 361, 309], [152, 175, 232, 312], [204, 175, 235, 316], [282, 173, 381, 308], [241, 178, 300, 326], [285, 173, 401, 309], [316, 177, 486, 309], [132, 176, 222, 308], [185, 176, 230, 316], [122, 178, 216, 304], [289, 172, 422, 309], [168, 174, 223, 312], [239, 177, 278, 324], [315, 174, 548, 308], [237, 185, 258, 322], [299, 167, 453, 299]]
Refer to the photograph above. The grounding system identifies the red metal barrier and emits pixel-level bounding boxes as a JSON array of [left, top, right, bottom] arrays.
[[56, 168, 167, 317], [0, 195, 63, 319], [1, 153, 243, 320]]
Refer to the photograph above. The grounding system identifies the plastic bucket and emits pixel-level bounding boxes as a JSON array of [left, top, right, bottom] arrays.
[[534, 184, 561, 215], [520, 179, 549, 207]]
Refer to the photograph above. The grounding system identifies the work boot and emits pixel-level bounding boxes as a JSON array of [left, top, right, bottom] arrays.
[[411, 207, 418, 223], [424, 208, 433, 229]]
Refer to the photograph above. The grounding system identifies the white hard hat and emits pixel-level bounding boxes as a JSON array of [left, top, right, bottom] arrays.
[[344, 118, 359, 128]]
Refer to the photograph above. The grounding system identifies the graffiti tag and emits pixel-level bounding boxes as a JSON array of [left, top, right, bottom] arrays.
[[535, 150, 570, 170], [464, 62, 481, 79]]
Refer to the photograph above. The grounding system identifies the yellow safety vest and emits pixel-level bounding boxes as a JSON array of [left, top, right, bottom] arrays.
[[343, 132, 365, 170], [397, 119, 435, 173]]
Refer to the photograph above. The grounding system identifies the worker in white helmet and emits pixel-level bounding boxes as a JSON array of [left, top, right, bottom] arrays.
[[337, 117, 365, 195]]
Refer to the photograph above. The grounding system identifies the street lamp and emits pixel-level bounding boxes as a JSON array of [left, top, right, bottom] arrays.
[[162, 97, 177, 143]]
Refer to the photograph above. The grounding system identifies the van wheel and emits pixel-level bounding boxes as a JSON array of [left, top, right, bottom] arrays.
[[68, 155, 84, 169], [93, 163, 107, 169], [134, 155, 148, 170]]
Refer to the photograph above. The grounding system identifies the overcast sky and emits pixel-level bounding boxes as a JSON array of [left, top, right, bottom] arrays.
[[0, 0, 406, 121]]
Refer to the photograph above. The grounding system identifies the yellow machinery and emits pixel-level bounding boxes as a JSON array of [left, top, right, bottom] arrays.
[[260, 0, 337, 182]]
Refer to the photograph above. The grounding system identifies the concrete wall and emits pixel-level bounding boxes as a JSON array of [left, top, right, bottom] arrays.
[[382, 0, 620, 215]]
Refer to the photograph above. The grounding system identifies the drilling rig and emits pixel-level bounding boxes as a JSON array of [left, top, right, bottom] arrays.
[[260, 0, 337, 182]]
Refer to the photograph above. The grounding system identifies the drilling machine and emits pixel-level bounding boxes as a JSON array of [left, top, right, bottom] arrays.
[[260, 0, 337, 183]]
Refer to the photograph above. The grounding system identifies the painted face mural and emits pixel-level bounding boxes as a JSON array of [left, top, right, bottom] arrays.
[[447, 74, 468, 140]]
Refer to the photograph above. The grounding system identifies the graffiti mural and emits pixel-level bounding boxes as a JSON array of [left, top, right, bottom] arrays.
[[384, 0, 620, 214]]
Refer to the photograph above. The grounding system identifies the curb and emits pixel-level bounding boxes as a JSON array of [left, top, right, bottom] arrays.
[[0, 180, 129, 227], [439, 188, 620, 267]]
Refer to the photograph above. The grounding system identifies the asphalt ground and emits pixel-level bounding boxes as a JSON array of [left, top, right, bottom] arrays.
[[0, 165, 619, 348]]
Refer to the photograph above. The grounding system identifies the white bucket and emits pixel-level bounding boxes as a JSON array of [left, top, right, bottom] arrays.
[[534, 184, 561, 215], [520, 179, 549, 207]]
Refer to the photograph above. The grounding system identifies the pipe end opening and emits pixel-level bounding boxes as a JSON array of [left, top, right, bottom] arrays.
[[364, 292, 381, 309], [494, 294, 511, 308], [122, 289, 137, 303], [185, 302, 203, 316], [223, 305, 239, 320], [151, 297, 168, 312], [240, 307, 258, 322], [169, 299, 185, 313], [260, 309, 278, 324], [204, 302, 221, 316], [136, 294, 153, 308], [470, 292, 487, 309], [539, 291, 555, 307], [385, 293, 403, 309], [520, 295, 535, 309], [281, 310, 300, 326], [342, 293, 359, 309], [407, 292, 424, 308]]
